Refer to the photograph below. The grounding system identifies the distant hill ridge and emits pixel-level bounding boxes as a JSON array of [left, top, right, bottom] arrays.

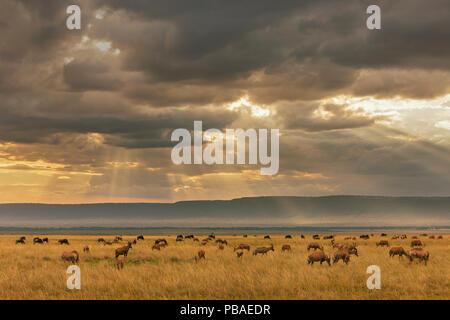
[[0, 196, 448, 227]]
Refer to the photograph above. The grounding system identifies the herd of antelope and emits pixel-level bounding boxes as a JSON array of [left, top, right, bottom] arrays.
[[13, 232, 444, 269]]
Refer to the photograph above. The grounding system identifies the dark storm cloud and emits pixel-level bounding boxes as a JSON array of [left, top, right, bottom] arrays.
[[0, 0, 449, 201], [63, 60, 123, 91]]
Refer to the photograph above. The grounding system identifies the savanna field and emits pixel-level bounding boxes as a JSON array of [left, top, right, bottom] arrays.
[[0, 233, 448, 300]]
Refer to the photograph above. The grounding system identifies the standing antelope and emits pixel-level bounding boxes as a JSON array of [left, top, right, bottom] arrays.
[[307, 242, 323, 251], [281, 244, 291, 252], [61, 250, 79, 264], [253, 244, 274, 256], [115, 242, 132, 258], [195, 250, 206, 262]]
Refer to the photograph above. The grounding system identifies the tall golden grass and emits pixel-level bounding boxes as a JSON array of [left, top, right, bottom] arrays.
[[0, 234, 448, 299]]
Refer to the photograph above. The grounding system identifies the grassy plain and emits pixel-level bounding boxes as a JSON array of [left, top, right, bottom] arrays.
[[0, 234, 448, 299]]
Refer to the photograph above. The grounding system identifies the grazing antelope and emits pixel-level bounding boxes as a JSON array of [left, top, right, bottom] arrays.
[[152, 244, 161, 251], [218, 244, 225, 250], [264, 235, 271, 240], [58, 239, 69, 245], [381, 233, 387, 237], [389, 246, 407, 258], [137, 235, 144, 240], [42, 237, 48, 243], [333, 249, 351, 264], [98, 238, 105, 243], [61, 250, 79, 264], [437, 235, 443, 239], [236, 250, 244, 258], [307, 242, 323, 251], [253, 244, 274, 256], [114, 236, 123, 242], [195, 250, 206, 262], [323, 235, 334, 240], [285, 235, 292, 239], [429, 235, 435, 239], [308, 251, 331, 266], [312, 234, 320, 240], [408, 248, 430, 265], [300, 234, 305, 239], [216, 239, 228, 245], [360, 234, 370, 239], [19, 236, 26, 241], [341, 244, 358, 256], [234, 244, 250, 251], [15, 238, 25, 244], [115, 242, 133, 258], [282, 244, 291, 252], [208, 234, 215, 239], [33, 237, 43, 244], [376, 240, 389, 247], [83, 245, 90, 253], [116, 257, 125, 270], [410, 240, 423, 247], [401, 234, 407, 239], [155, 239, 168, 246], [243, 234, 248, 238]]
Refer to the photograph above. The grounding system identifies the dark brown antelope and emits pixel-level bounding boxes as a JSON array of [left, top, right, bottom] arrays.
[[281, 244, 291, 252], [341, 244, 358, 256], [333, 249, 351, 264], [115, 242, 132, 258], [307, 242, 323, 251], [376, 240, 389, 247], [61, 250, 79, 263], [83, 245, 90, 253], [15, 239, 25, 244], [389, 246, 407, 258], [253, 244, 274, 256], [98, 238, 105, 243], [195, 250, 206, 262], [410, 240, 423, 247], [114, 236, 123, 241], [58, 239, 69, 245], [408, 248, 430, 265], [155, 239, 168, 246], [308, 251, 331, 266], [234, 244, 250, 251]]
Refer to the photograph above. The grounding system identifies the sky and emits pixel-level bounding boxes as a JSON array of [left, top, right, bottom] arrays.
[[0, 0, 449, 203]]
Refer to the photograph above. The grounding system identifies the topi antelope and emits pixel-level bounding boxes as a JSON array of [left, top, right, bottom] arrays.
[[115, 242, 132, 258], [307, 242, 323, 251], [389, 246, 407, 258], [234, 244, 250, 251], [253, 244, 274, 256], [308, 251, 331, 266], [61, 250, 79, 263], [281, 244, 291, 252], [195, 250, 206, 262]]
